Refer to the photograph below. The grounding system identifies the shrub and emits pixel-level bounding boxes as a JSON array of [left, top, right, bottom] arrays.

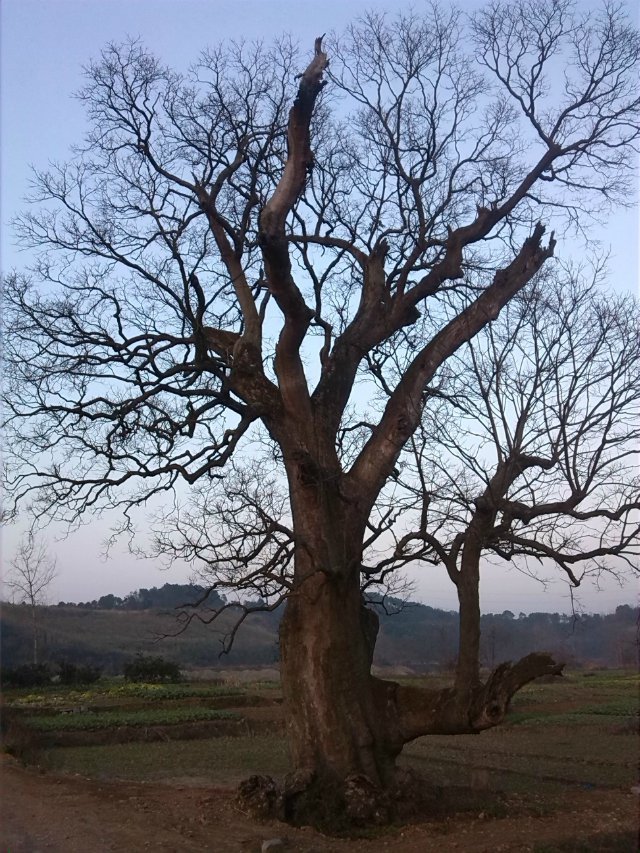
[[1, 663, 53, 687], [57, 661, 103, 685], [123, 655, 182, 683]]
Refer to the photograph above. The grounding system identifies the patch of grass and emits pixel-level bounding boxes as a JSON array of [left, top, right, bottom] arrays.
[[508, 702, 637, 727], [393, 674, 454, 691], [508, 672, 638, 727], [103, 682, 244, 700], [576, 672, 639, 686], [42, 734, 290, 783], [246, 680, 281, 690], [515, 670, 638, 698], [25, 707, 237, 732], [577, 702, 638, 716], [403, 702, 637, 793]]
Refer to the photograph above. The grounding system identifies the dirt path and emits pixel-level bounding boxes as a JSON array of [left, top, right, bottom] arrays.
[[1, 755, 637, 852]]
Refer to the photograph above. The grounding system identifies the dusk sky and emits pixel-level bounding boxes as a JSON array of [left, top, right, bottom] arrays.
[[1, 0, 638, 614]]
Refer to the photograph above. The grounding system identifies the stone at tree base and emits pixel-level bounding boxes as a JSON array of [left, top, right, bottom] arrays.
[[237, 775, 282, 819], [261, 838, 287, 852]]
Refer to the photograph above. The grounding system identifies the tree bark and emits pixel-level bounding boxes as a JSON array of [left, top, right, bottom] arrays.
[[274, 485, 563, 827], [280, 570, 392, 786], [273, 462, 401, 825], [455, 510, 492, 698], [32, 605, 38, 666]]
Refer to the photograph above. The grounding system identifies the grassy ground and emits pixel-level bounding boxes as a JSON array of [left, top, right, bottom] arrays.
[[4, 680, 246, 708], [397, 671, 637, 794], [25, 706, 238, 731], [41, 734, 291, 784]]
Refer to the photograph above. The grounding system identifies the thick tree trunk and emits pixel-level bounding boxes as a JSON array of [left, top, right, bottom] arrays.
[[277, 562, 414, 828], [280, 569, 394, 784], [242, 448, 563, 829], [455, 526, 484, 697], [271, 462, 403, 825]]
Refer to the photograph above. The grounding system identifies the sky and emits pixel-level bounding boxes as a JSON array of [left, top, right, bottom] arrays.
[[1, 0, 638, 614]]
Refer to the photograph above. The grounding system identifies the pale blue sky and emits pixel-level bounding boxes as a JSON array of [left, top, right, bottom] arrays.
[[1, 1, 638, 612]]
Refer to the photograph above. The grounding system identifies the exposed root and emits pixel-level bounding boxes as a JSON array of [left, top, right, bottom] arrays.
[[236, 767, 510, 835]]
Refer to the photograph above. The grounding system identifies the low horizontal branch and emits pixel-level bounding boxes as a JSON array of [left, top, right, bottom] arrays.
[[377, 651, 563, 744]]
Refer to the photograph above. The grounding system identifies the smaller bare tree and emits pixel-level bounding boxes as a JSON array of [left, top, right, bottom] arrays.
[[7, 535, 58, 664]]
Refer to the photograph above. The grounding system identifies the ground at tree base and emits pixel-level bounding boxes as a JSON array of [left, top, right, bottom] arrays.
[[1, 755, 636, 853]]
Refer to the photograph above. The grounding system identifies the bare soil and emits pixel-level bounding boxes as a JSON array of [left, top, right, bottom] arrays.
[[2, 754, 637, 853]]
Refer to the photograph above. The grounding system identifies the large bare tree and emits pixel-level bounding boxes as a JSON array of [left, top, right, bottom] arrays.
[[4, 0, 639, 824]]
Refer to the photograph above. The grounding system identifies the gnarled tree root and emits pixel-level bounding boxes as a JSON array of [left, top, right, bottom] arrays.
[[238, 768, 427, 831], [237, 767, 510, 834]]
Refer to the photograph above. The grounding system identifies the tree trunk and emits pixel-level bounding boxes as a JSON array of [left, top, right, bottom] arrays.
[[242, 450, 564, 829], [31, 605, 38, 665], [455, 527, 484, 697], [269, 460, 402, 825], [280, 568, 393, 779]]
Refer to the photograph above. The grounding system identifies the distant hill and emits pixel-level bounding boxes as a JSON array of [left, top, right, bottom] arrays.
[[1, 598, 280, 673], [1, 583, 637, 672]]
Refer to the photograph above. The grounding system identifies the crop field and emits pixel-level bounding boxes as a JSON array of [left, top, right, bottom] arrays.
[[4, 670, 637, 786], [24, 706, 238, 732], [2, 669, 638, 852]]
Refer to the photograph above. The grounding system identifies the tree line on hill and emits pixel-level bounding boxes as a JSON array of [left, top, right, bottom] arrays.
[[54, 583, 225, 612], [375, 600, 639, 671]]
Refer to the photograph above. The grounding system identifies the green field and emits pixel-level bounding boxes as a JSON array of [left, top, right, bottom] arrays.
[[4, 669, 636, 798], [25, 706, 238, 732], [2, 669, 637, 852], [5, 680, 245, 707]]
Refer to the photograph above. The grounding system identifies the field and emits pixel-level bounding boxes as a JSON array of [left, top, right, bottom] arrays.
[[2, 670, 638, 852]]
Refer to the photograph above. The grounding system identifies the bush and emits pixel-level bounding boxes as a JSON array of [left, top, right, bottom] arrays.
[[57, 661, 102, 685], [1, 663, 53, 687], [123, 655, 182, 683]]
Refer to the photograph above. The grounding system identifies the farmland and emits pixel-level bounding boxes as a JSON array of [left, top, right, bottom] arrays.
[[2, 669, 638, 852]]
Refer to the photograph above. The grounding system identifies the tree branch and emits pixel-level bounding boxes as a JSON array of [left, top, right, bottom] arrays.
[[349, 223, 556, 500]]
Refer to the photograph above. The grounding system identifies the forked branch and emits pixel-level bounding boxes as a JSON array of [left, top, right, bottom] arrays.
[[383, 651, 563, 743]]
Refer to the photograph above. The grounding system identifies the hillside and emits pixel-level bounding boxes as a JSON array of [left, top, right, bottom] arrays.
[[1, 603, 280, 672], [2, 584, 637, 672]]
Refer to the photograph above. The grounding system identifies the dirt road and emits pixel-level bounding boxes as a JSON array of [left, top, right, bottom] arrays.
[[1, 755, 637, 852]]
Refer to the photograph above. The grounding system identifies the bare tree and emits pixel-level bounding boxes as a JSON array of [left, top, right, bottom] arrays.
[[381, 272, 640, 701], [7, 536, 58, 664], [3, 1, 639, 824]]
